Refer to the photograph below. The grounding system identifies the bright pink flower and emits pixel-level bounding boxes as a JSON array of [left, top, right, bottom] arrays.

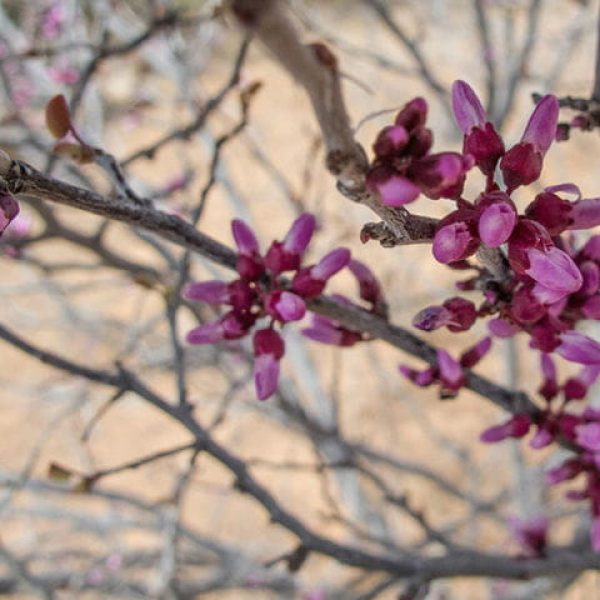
[[525, 247, 582, 296], [558, 331, 600, 365], [432, 221, 477, 264], [451, 80, 505, 176], [253, 329, 285, 400], [184, 281, 229, 304], [545, 458, 583, 485], [569, 197, 600, 230], [480, 414, 531, 443], [348, 259, 387, 315], [292, 248, 350, 298], [488, 318, 521, 338], [575, 422, 600, 452], [264, 213, 316, 274], [302, 313, 362, 347], [372, 174, 421, 206], [460, 336, 492, 368], [478, 201, 517, 247], [413, 297, 476, 332], [500, 95, 559, 190], [264, 290, 306, 322]]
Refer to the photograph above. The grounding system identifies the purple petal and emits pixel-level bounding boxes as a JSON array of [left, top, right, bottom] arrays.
[[437, 349, 463, 387], [569, 198, 600, 230], [480, 414, 531, 443], [373, 125, 409, 157], [302, 321, 345, 345], [283, 213, 316, 255], [488, 318, 521, 338], [272, 291, 306, 322], [409, 152, 472, 200], [186, 320, 225, 344], [579, 262, 600, 297], [375, 175, 421, 206], [253, 328, 285, 359], [460, 336, 492, 368], [451, 80, 487, 133], [541, 352, 556, 381], [544, 183, 581, 200], [530, 427, 554, 449], [184, 280, 229, 304], [558, 331, 600, 365], [231, 219, 260, 255], [575, 422, 600, 451], [348, 259, 386, 312], [394, 97, 428, 130], [522, 95, 559, 155], [412, 305, 452, 331], [531, 282, 571, 305], [582, 235, 600, 261], [254, 353, 280, 401], [525, 247, 582, 293], [311, 248, 351, 281], [399, 365, 436, 387], [545, 458, 582, 485], [478, 201, 516, 247], [432, 222, 476, 264]]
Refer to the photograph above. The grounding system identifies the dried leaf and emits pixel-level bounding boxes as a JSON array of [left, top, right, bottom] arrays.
[[45, 94, 72, 139]]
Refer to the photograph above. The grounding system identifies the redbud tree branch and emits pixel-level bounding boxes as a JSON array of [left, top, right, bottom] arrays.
[[593, 1, 600, 103], [230, 0, 438, 247], [0, 152, 537, 418], [0, 321, 598, 581]]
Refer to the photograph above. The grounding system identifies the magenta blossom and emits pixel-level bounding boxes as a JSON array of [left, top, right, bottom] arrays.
[[366, 97, 473, 206], [185, 214, 353, 400]]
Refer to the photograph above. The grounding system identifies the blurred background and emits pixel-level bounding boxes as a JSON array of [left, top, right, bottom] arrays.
[[1, 0, 600, 597]]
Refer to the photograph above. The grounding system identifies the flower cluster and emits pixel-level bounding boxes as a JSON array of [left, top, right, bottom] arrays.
[[379, 81, 600, 379], [366, 81, 600, 550], [481, 336, 600, 549], [185, 214, 385, 400]]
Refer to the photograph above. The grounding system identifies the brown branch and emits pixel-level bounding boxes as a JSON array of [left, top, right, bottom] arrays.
[[1, 321, 599, 581], [0, 150, 533, 418], [593, 2, 600, 102], [230, 0, 437, 246]]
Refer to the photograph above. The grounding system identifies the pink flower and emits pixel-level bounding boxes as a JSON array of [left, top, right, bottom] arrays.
[[432, 221, 478, 264], [451, 80, 505, 176], [253, 329, 285, 400], [480, 414, 531, 443], [478, 201, 517, 247], [500, 95, 559, 191], [575, 422, 600, 452], [558, 331, 600, 365], [292, 248, 351, 298], [525, 247, 582, 297]]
